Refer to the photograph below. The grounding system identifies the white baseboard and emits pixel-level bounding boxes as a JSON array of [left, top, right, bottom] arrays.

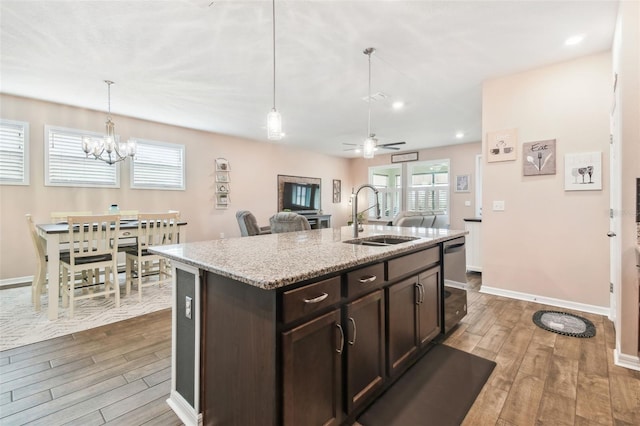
[[614, 348, 640, 371], [0, 276, 31, 289], [480, 285, 610, 317], [167, 391, 201, 426], [444, 279, 469, 290]]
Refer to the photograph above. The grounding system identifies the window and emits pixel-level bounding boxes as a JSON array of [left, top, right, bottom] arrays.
[[45, 125, 119, 187], [368, 165, 402, 221], [130, 139, 185, 190], [407, 160, 450, 213], [0, 119, 29, 185]]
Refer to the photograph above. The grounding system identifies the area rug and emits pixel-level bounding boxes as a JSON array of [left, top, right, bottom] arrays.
[[532, 310, 596, 338], [357, 344, 496, 426], [0, 279, 172, 351]]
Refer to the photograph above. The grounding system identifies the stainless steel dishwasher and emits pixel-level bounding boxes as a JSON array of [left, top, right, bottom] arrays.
[[443, 237, 467, 333]]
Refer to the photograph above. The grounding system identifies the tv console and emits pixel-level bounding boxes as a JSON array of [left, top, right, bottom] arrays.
[[299, 213, 331, 229]]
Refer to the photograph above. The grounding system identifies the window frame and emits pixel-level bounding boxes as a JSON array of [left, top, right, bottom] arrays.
[[368, 164, 403, 221], [45, 125, 120, 188], [129, 138, 185, 191], [0, 119, 29, 186]]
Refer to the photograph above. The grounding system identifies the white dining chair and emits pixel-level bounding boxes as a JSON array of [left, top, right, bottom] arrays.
[[125, 212, 178, 302], [60, 214, 121, 318], [26, 214, 47, 311]]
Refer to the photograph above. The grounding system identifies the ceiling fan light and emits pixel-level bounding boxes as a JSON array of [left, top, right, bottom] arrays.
[[267, 108, 282, 140], [363, 137, 376, 159]]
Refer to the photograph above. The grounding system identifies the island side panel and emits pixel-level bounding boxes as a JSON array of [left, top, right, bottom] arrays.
[[202, 272, 278, 426], [176, 268, 197, 407]]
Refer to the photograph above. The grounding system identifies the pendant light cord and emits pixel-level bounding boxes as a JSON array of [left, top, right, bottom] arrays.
[[105, 80, 114, 120], [272, 0, 276, 110]]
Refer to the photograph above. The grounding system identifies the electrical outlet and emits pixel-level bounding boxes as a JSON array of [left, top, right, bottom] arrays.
[[185, 296, 192, 319], [464, 200, 471, 206], [493, 200, 505, 211]]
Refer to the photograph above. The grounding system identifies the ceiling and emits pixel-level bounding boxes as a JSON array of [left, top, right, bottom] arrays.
[[0, 1, 619, 158]]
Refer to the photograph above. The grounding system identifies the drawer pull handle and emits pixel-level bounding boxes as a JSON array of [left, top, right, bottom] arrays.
[[122, 231, 131, 236], [359, 275, 377, 283], [336, 323, 344, 354], [348, 317, 357, 346], [303, 293, 329, 304]]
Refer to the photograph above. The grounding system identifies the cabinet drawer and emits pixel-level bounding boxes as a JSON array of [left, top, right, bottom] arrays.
[[282, 276, 341, 324], [346, 263, 385, 299], [387, 247, 439, 281]]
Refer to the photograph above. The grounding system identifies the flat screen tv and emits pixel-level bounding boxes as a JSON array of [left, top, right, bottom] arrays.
[[282, 181, 320, 213]]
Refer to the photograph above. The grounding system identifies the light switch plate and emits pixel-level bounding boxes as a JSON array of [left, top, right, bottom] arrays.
[[464, 200, 471, 206], [493, 200, 505, 211]]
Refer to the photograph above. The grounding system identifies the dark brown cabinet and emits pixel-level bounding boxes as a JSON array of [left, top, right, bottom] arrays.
[[282, 309, 344, 426], [345, 289, 385, 414], [387, 265, 441, 377]]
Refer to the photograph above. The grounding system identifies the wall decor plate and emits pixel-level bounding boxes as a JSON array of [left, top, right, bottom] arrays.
[[564, 152, 602, 190], [486, 128, 517, 162], [523, 139, 556, 176]]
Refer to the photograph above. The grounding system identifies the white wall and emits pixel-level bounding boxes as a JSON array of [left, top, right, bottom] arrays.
[[482, 52, 611, 309], [0, 94, 354, 282]]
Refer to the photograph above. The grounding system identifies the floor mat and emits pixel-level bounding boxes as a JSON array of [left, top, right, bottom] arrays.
[[358, 344, 496, 426]]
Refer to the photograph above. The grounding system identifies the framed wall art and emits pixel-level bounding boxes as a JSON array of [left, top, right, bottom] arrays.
[[487, 128, 517, 162], [454, 174, 471, 192], [391, 152, 418, 163], [523, 139, 556, 176], [333, 179, 341, 203], [564, 152, 602, 191]]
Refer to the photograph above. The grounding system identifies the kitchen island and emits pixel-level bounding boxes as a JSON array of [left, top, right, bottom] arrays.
[[151, 224, 467, 426]]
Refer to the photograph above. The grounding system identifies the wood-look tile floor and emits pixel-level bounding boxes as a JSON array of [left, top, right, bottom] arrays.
[[1, 273, 638, 425]]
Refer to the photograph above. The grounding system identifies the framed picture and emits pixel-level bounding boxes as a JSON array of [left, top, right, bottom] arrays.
[[216, 183, 229, 193], [333, 179, 341, 203], [523, 139, 556, 176], [217, 193, 229, 204], [564, 152, 602, 191], [454, 175, 471, 192], [216, 173, 228, 183], [391, 152, 418, 163], [215, 158, 230, 171], [487, 128, 517, 162]]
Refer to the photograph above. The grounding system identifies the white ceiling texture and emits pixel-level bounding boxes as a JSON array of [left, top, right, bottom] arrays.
[[0, 1, 619, 158]]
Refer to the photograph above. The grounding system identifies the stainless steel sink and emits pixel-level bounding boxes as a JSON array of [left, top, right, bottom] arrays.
[[343, 235, 420, 246]]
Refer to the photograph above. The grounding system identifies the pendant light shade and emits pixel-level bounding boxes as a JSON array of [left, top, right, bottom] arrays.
[[363, 136, 376, 159], [267, 108, 282, 140], [267, 0, 283, 140]]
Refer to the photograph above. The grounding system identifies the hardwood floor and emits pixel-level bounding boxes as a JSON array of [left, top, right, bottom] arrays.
[[450, 273, 640, 426], [1, 273, 638, 425]]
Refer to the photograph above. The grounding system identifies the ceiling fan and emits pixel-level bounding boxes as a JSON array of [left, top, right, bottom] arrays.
[[343, 134, 406, 152]]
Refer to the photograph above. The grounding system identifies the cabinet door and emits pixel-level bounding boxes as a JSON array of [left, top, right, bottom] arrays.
[[386, 276, 419, 377], [282, 309, 343, 426], [345, 289, 385, 414], [417, 266, 441, 345]]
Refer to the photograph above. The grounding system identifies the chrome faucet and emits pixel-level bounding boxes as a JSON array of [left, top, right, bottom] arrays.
[[352, 184, 381, 238]]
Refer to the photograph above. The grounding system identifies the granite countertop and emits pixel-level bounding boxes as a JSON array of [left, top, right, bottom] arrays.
[[151, 225, 467, 290]]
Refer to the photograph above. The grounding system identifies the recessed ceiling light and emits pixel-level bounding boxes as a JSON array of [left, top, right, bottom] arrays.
[[392, 101, 404, 110], [455, 132, 464, 139], [564, 34, 585, 46]]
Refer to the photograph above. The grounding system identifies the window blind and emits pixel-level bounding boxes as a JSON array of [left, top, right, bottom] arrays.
[[0, 119, 29, 185], [45, 126, 119, 187], [131, 139, 185, 190]]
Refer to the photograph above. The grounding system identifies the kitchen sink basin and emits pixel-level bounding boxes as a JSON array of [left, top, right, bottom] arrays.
[[343, 235, 420, 247]]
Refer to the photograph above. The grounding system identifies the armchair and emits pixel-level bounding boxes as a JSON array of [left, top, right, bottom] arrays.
[[269, 212, 311, 234], [236, 210, 271, 237]]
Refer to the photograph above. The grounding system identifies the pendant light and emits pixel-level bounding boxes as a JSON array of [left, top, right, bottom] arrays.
[[267, 0, 283, 140], [81, 80, 136, 165], [363, 47, 377, 159]]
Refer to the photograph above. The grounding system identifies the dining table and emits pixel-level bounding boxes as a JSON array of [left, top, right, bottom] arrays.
[[36, 219, 188, 320]]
